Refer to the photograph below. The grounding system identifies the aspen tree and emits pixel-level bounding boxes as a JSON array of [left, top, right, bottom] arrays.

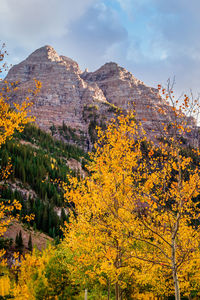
[[64, 103, 200, 299]]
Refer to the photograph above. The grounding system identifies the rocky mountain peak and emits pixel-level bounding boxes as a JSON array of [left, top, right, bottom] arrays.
[[2, 45, 195, 148], [26, 45, 61, 63], [81, 61, 142, 86], [5, 45, 82, 83]]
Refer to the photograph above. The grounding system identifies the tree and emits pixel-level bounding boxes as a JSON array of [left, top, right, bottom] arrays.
[[15, 230, 24, 253], [28, 234, 33, 252], [63, 113, 147, 299], [64, 108, 200, 299], [42, 206, 48, 233], [15, 233, 19, 247], [13, 246, 80, 299]]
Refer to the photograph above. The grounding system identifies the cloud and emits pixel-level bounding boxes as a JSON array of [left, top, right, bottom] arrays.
[[114, 0, 200, 95], [0, 0, 96, 62], [51, 2, 129, 71], [0, 0, 128, 72], [1, 0, 95, 41], [1, 0, 200, 96], [115, 0, 200, 61]]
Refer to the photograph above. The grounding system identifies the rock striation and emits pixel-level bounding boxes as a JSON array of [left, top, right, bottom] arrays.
[[5, 46, 109, 134], [2, 45, 195, 146], [81, 62, 171, 133]]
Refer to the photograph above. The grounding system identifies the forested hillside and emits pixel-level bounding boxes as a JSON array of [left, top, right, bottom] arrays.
[[0, 123, 89, 239]]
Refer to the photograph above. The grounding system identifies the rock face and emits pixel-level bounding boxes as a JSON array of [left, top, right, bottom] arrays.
[[5, 46, 108, 133], [2, 45, 195, 145], [81, 62, 171, 133]]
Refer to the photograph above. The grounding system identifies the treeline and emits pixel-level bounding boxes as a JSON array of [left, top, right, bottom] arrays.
[[20, 123, 88, 161]]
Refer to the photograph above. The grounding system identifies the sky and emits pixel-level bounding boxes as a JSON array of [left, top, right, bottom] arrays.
[[1, 0, 200, 96]]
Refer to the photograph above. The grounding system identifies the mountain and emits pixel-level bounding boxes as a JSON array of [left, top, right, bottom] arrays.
[[4, 46, 108, 134], [0, 46, 198, 248], [2, 45, 190, 147]]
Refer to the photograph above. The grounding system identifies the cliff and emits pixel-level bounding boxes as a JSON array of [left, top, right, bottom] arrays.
[[2, 45, 195, 146]]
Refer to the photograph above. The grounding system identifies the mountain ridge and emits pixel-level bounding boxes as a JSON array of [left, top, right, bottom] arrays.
[[2, 45, 195, 147]]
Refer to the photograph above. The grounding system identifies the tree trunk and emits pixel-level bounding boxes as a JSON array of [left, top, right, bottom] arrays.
[[84, 288, 88, 300], [115, 282, 121, 300], [172, 268, 180, 300], [114, 239, 122, 300], [108, 278, 110, 300], [172, 241, 180, 300]]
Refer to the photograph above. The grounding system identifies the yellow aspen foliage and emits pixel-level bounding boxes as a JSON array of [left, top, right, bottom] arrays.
[[0, 256, 12, 298], [63, 112, 148, 299], [13, 245, 80, 299], [63, 108, 200, 300], [0, 45, 41, 297], [179, 250, 200, 298], [0, 78, 41, 147], [0, 275, 10, 297], [0, 53, 41, 242], [12, 248, 50, 300]]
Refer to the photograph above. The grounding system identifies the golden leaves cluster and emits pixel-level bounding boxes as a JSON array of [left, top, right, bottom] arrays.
[[63, 106, 200, 297]]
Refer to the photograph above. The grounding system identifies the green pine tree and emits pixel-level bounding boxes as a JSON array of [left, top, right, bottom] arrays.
[[17, 230, 23, 248], [28, 234, 33, 252], [33, 223, 37, 231], [42, 207, 48, 233], [15, 233, 19, 247]]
